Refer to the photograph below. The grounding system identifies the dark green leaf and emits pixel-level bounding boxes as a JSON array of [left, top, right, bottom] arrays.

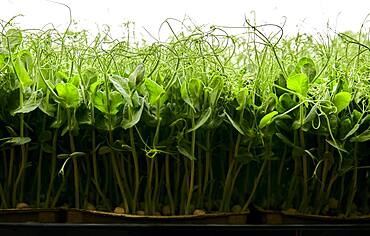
[[224, 111, 245, 135], [350, 129, 370, 143], [326, 139, 348, 153], [177, 145, 195, 160], [187, 107, 212, 133], [11, 90, 42, 115], [122, 99, 144, 129], [276, 133, 302, 150], [343, 124, 360, 140], [0, 137, 31, 147]]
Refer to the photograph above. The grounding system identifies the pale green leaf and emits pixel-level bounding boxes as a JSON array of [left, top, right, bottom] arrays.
[[286, 73, 308, 97], [259, 111, 278, 129], [333, 92, 351, 114], [55, 83, 80, 109]]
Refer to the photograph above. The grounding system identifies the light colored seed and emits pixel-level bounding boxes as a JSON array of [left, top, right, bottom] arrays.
[[16, 202, 30, 209], [136, 210, 145, 216], [162, 205, 171, 216], [114, 207, 125, 214], [193, 209, 206, 215], [86, 202, 96, 211], [231, 205, 242, 213]]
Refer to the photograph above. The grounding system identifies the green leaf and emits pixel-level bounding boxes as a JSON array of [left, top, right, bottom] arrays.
[[326, 139, 348, 153], [177, 145, 195, 160], [187, 107, 212, 133], [93, 91, 107, 113], [295, 57, 316, 81], [129, 63, 145, 87], [89, 79, 103, 95], [98, 146, 112, 155], [11, 90, 42, 115], [145, 77, 165, 106], [339, 118, 352, 139], [180, 82, 195, 111], [224, 111, 245, 135], [259, 111, 278, 129], [188, 78, 203, 110], [208, 75, 223, 106], [303, 103, 318, 124], [286, 73, 308, 98], [58, 152, 86, 159], [0, 137, 31, 147], [82, 68, 98, 87], [276, 133, 302, 150], [236, 88, 248, 110], [39, 98, 56, 117], [56, 71, 69, 82], [70, 152, 87, 158], [109, 75, 132, 107], [350, 129, 370, 143], [69, 75, 80, 87], [55, 83, 80, 109], [3, 29, 22, 52], [109, 91, 124, 115], [14, 57, 32, 89], [343, 124, 360, 140], [351, 109, 362, 123], [277, 93, 296, 113], [122, 99, 145, 129], [333, 92, 351, 114]]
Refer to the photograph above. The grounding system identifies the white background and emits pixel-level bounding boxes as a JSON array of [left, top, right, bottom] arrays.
[[1, 0, 370, 41]]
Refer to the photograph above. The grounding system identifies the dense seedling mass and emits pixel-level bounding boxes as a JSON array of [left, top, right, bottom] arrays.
[[0, 17, 369, 217]]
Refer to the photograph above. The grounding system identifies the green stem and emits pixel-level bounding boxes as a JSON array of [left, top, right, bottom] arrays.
[[299, 127, 308, 212], [36, 118, 46, 208], [267, 159, 272, 209], [7, 148, 14, 192], [185, 117, 196, 215], [242, 155, 268, 212], [91, 125, 110, 210], [174, 158, 181, 212], [110, 130, 129, 213], [152, 159, 159, 213], [346, 143, 358, 216], [67, 109, 80, 209], [145, 158, 154, 214], [12, 113, 26, 206], [83, 157, 91, 208], [0, 182, 8, 208], [36, 143, 43, 208], [165, 154, 175, 215], [51, 167, 70, 208], [203, 130, 211, 199], [197, 148, 203, 208], [220, 133, 242, 212], [129, 127, 140, 212], [45, 128, 58, 208]]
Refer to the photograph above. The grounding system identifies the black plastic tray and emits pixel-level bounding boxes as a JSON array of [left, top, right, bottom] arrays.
[[1, 223, 370, 236]]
